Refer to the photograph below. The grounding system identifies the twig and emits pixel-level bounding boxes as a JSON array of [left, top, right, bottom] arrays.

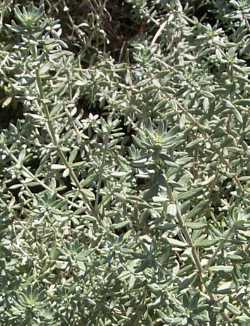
[[151, 20, 168, 47]]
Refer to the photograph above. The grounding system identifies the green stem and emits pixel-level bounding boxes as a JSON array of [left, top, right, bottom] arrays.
[[169, 189, 203, 275], [6, 146, 80, 209], [207, 224, 235, 268], [167, 186, 215, 301], [35, 70, 93, 210], [94, 138, 108, 216]]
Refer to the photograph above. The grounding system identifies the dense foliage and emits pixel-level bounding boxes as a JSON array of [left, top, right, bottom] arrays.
[[0, 0, 250, 325]]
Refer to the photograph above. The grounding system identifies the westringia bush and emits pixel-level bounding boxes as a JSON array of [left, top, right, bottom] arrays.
[[0, 1, 249, 325]]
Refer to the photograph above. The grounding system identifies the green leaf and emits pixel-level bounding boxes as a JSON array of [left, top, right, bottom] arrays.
[[194, 238, 219, 247], [186, 222, 207, 230], [233, 99, 250, 106], [209, 265, 234, 272], [217, 282, 234, 294], [111, 221, 130, 230], [79, 188, 95, 201], [177, 188, 203, 201], [16, 148, 26, 169], [2, 96, 13, 107], [186, 200, 209, 219], [166, 238, 187, 248], [225, 302, 241, 315], [232, 107, 243, 123], [51, 164, 65, 170]]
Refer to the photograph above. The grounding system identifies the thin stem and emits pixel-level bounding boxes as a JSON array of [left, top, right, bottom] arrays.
[[35, 70, 93, 210], [94, 138, 108, 216], [167, 185, 215, 301], [207, 224, 235, 268], [5, 146, 80, 209], [169, 190, 203, 275]]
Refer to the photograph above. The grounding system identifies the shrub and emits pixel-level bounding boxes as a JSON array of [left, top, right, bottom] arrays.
[[0, 1, 249, 325]]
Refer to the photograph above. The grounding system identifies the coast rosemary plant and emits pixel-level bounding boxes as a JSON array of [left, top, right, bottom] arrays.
[[0, 1, 249, 325]]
